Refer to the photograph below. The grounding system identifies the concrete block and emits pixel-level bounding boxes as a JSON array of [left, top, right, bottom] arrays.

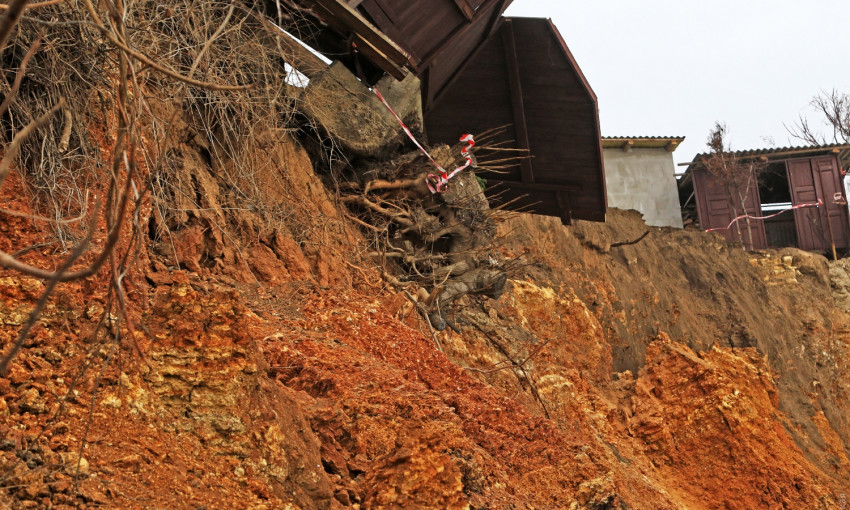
[[298, 62, 422, 158]]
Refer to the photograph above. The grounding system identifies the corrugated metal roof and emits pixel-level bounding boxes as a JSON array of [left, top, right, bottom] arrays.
[[721, 142, 850, 158], [602, 136, 686, 140], [685, 142, 850, 172], [602, 136, 685, 151]]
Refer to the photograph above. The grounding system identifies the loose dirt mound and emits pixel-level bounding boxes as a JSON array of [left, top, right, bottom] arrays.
[[4, 131, 850, 509], [1, 32, 849, 506], [488, 210, 850, 506]]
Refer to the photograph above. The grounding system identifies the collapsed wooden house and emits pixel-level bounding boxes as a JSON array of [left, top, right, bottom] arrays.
[[290, 0, 607, 223], [680, 144, 850, 253], [424, 17, 606, 223]]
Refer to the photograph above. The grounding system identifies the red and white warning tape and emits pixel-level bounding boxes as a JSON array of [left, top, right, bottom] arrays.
[[705, 199, 823, 233], [372, 86, 473, 194], [352, 41, 472, 194], [426, 133, 475, 194]]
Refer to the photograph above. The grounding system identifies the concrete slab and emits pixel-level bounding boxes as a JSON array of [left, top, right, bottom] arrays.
[[298, 62, 422, 158]]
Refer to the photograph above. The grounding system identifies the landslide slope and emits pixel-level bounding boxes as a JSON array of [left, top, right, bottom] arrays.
[[4, 119, 850, 509], [0, 6, 848, 507]]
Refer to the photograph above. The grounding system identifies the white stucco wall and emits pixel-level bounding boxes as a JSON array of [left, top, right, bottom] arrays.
[[603, 147, 684, 228]]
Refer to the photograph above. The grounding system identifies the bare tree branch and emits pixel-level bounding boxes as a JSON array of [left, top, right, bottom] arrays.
[[187, 4, 235, 79], [0, 191, 88, 223], [0, 97, 65, 190], [0, 28, 42, 117], [0, 0, 63, 9], [79, 0, 253, 91], [0, 204, 96, 375], [0, 0, 29, 52], [789, 89, 850, 146], [785, 114, 824, 146], [57, 107, 72, 152]]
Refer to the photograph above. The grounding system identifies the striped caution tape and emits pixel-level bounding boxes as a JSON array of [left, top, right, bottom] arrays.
[[372, 86, 474, 194], [426, 133, 475, 194], [352, 42, 472, 194], [705, 199, 823, 233], [372, 87, 444, 174]]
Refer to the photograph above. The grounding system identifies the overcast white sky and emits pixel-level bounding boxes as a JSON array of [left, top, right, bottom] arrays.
[[504, 1, 850, 169]]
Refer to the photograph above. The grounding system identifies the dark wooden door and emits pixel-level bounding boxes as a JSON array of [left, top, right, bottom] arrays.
[[787, 156, 850, 252], [693, 169, 767, 250], [786, 156, 850, 253], [813, 156, 850, 252], [786, 159, 822, 251]]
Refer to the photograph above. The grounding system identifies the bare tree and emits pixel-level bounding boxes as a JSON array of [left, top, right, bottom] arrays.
[[702, 122, 765, 250], [788, 89, 850, 146], [0, 0, 282, 374]]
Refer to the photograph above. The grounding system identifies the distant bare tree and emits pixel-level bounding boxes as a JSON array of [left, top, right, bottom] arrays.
[[702, 122, 765, 250], [788, 89, 850, 145]]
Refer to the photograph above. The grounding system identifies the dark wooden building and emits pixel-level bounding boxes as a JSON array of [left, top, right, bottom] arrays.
[[354, 0, 512, 111], [294, 1, 606, 223], [682, 144, 850, 253], [296, 0, 512, 94], [424, 17, 606, 223]]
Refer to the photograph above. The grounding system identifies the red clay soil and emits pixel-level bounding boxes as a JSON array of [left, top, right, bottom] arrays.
[[2, 132, 850, 510]]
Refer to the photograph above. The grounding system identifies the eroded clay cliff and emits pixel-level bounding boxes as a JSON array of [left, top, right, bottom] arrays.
[[1, 2, 849, 508]]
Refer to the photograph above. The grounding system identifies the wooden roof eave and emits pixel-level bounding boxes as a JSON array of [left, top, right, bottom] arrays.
[[542, 18, 597, 103], [540, 18, 606, 217], [602, 137, 686, 151], [301, 0, 412, 78]]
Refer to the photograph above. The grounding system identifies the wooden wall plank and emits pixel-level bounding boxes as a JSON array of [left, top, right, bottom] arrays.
[[424, 16, 606, 223], [501, 20, 533, 183]]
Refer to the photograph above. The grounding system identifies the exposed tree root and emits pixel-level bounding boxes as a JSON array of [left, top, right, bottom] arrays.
[[339, 142, 510, 331]]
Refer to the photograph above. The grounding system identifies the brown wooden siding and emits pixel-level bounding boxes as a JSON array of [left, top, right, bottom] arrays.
[[692, 168, 768, 250], [786, 156, 850, 252], [358, 1, 468, 64], [692, 153, 850, 253], [357, 0, 509, 107], [424, 17, 606, 223]]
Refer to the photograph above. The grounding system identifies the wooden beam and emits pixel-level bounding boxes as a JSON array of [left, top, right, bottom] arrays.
[[665, 140, 678, 152], [423, 67, 436, 112], [346, 0, 364, 6], [572, 209, 606, 222], [351, 33, 407, 80], [453, 0, 475, 20], [556, 191, 572, 224], [502, 20, 534, 184], [486, 0, 510, 38], [305, 0, 411, 68], [622, 140, 633, 153]]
